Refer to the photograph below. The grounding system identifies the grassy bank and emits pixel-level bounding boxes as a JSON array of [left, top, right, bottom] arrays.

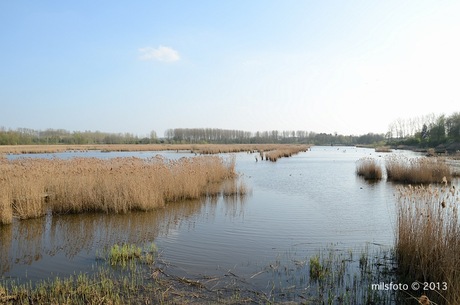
[[396, 183, 460, 304], [0, 155, 245, 225]]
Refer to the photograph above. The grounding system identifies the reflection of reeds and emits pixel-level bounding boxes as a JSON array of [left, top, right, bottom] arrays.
[[0, 155, 241, 223], [356, 157, 382, 180], [222, 180, 251, 197], [385, 155, 452, 184], [396, 184, 460, 304], [0, 224, 12, 273]]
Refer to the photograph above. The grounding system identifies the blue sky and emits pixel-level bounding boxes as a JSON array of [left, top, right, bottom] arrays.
[[1, 1, 459, 137]]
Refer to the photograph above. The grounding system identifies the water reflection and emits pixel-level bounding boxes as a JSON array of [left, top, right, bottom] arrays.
[[0, 224, 12, 274], [0, 196, 217, 277]]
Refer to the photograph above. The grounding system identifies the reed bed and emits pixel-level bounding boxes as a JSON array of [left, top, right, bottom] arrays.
[[396, 184, 460, 304], [0, 143, 312, 155], [0, 155, 241, 224], [261, 145, 309, 162], [356, 157, 383, 180], [0, 144, 195, 154], [375, 146, 392, 153], [385, 155, 452, 184]]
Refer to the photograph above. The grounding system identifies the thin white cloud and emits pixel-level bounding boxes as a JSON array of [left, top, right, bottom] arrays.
[[138, 45, 180, 62]]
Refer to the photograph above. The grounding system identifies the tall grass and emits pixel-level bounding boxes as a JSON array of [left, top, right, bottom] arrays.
[[103, 243, 157, 268], [0, 143, 311, 155], [356, 157, 383, 180], [262, 145, 309, 162], [0, 155, 242, 224], [385, 155, 452, 184], [374, 146, 392, 153], [396, 184, 460, 304], [0, 188, 13, 225]]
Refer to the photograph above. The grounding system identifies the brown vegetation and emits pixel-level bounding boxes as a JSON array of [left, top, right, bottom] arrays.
[[356, 157, 383, 180], [396, 184, 460, 304], [374, 146, 392, 153], [262, 145, 309, 162], [0, 191, 13, 225], [385, 155, 452, 184], [0, 155, 245, 224], [0, 143, 311, 156]]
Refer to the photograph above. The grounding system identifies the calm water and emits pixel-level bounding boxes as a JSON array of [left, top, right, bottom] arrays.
[[0, 146, 420, 285]]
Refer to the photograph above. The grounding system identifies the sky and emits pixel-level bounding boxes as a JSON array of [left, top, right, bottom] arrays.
[[1, 1, 459, 138]]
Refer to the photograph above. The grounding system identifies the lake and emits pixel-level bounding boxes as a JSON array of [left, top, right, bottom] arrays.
[[0, 146, 421, 295]]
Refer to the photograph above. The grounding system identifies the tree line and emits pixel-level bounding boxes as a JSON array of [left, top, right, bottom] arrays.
[[2, 111, 458, 147], [0, 126, 385, 146], [164, 128, 385, 145], [0, 127, 158, 145], [387, 112, 460, 148]]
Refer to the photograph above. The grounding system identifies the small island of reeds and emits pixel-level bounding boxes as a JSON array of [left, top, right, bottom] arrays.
[[356, 157, 383, 180], [356, 155, 453, 184], [385, 155, 452, 184]]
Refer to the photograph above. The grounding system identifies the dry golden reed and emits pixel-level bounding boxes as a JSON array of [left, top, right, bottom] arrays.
[[0, 186, 13, 225], [261, 145, 309, 162], [0, 144, 311, 155], [396, 183, 460, 304], [385, 155, 452, 184], [356, 157, 383, 180], [0, 155, 240, 224], [374, 146, 392, 153]]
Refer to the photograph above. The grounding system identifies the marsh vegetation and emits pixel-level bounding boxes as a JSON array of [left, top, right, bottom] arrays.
[[356, 155, 453, 184], [0, 143, 309, 157], [385, 155, 452, 184], [0, 155, 247, 225], [396, 184, 460, 304], [2, 146, 460, 304], [356, 157, 383, 180], [374, 146, 392, 153]]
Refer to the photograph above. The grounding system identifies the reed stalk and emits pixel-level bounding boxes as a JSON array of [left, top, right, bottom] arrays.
[[0, 184, 13, 225], [396, 183, 460, 304]]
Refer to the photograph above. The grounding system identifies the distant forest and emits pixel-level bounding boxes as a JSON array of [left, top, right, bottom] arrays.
[[0, 127, 383, 146], [163, 128, 384, 146], [0, 112, 458, 148]]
